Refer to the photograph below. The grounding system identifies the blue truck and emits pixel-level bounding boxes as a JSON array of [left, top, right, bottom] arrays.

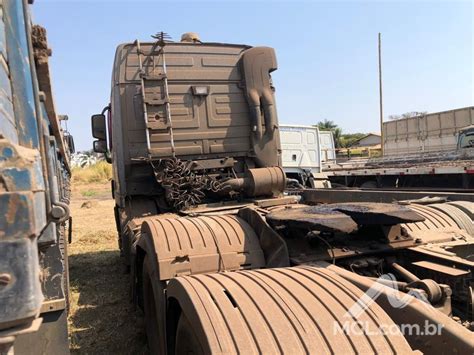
[[0, 1, 73, 353]]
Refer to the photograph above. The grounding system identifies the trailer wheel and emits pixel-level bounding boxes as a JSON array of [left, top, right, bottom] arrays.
[[175, 314, 204, 355], [143, 255, 166, 354]]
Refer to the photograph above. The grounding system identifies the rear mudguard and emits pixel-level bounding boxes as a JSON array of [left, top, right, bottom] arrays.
[[167, 265, 415, 354], [135, 214, 266, 283]]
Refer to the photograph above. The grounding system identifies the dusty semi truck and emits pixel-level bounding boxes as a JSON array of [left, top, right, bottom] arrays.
[[0, 1, 73, 353], [92, 32, 474, 353]]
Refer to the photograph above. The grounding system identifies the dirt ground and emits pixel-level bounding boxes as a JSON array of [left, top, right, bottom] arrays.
[[68, 182, 148, 354]]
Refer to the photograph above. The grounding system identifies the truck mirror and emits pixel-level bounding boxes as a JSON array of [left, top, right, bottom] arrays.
[[91, 114, 106, 140], [93, 139, 107, 153]]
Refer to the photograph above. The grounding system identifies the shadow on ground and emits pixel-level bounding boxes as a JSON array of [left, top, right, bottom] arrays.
[[68, 249, 148, 354]]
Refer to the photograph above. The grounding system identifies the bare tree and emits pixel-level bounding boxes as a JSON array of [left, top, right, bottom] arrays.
[[388, 111, 427, 120]]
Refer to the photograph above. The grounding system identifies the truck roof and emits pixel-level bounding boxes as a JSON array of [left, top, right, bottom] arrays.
[[280, 124, 319, 130], [113, 41, 251, 84]]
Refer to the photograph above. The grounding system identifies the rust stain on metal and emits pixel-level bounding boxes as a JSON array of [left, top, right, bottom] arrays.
[[6, 194, 21, 224]]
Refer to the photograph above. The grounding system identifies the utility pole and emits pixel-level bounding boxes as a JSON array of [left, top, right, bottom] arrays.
[[378, 33, 384, 156]]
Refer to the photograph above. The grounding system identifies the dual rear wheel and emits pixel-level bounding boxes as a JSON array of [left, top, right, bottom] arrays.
[[142, 255, 203, 354]]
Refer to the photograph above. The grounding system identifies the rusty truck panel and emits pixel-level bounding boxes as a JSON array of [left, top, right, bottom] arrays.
[[0, 1, 73, 352], [114, 43, 255, 160]]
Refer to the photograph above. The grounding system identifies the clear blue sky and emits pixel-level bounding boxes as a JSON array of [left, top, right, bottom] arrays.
[[34, 0, 473, 151]]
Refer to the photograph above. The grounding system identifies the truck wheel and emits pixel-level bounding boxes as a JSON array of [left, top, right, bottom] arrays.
[[60, 176, 71, 311], [142, 255, 166, 354], [175, 314, 204, 355]]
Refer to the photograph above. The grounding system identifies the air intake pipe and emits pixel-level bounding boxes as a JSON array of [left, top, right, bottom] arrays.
[[242, 47, 278, 140]]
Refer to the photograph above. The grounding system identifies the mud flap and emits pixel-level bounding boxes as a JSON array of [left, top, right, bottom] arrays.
[[237, 207, 289, 268], [137, 215, 266, 282], [167, 265, 414, 354]]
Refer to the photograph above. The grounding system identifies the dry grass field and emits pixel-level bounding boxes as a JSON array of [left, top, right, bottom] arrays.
[[68, 173, 148, 353]]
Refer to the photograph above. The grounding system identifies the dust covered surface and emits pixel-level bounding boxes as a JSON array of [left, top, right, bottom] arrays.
[[68, 182, 148, 354], [266, 202, 424, 233]]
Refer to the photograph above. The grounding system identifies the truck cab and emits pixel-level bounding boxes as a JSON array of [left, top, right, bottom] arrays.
[[457, 125, 474, 149]]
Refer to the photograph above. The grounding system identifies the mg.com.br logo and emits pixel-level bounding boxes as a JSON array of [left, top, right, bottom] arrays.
[[333, 273, 444, 336]]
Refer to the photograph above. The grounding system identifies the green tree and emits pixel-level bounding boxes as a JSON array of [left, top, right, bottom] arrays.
[[316, 119, 337, 131], [316, 119, 343, 148]]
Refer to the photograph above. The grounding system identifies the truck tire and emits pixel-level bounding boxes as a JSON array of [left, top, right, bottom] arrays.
[[61, 172, 71, 205], [58, 223, 70, 312], [175, 314, 204, 355], [60, 176, 71, 311], [142, 255, 166, 354]]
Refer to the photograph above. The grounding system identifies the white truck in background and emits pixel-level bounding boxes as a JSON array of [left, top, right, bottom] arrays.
[[319, 130, 337, 162], [280, 124, 332, 187]]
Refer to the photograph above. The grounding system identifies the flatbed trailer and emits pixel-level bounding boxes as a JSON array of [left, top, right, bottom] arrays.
[[325, 160, 474, 189], [323, 122, 474, 189], [303, 187, 474, 204], [324, 148, 474, 189]]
